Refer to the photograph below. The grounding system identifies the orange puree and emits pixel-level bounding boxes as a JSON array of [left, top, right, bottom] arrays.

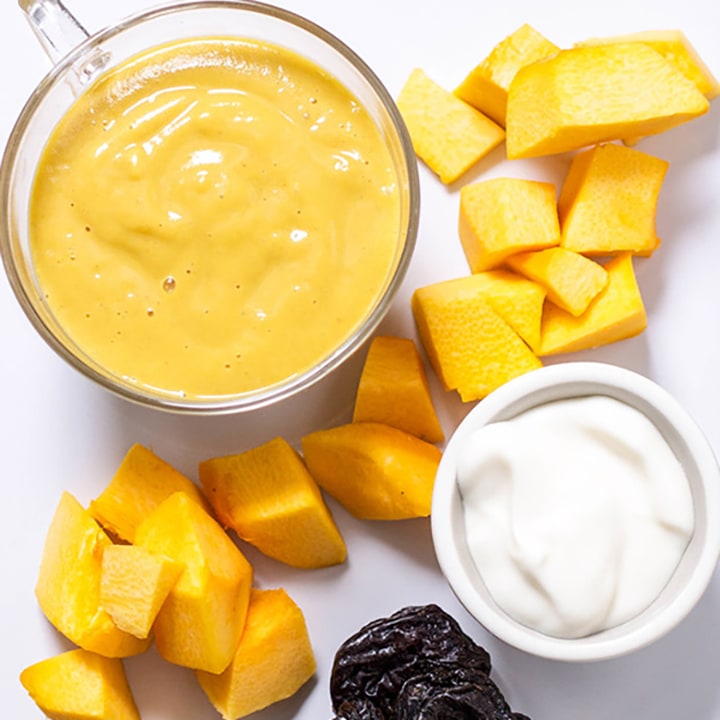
[[29, 37, 402, 400]]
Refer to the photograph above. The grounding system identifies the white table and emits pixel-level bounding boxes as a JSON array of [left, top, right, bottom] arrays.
[[1, 0, 719, 718]]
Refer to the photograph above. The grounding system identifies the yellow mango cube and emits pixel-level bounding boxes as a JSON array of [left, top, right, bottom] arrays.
[[196, 588, 316, 720], [455, 23, 560, 126], [36, 492, 150, 658], [506, 43, 709, 158], [558, 143, 669, 255], [506, 247, 608, 316], [577, 30, 719, 99], [353, 335, 444, 443], [396, 68, 505, 184], [135, 491, 253, 674], [459, 177, 560, 272], [89, 443, 207, 543], [540, 252, 647, 355], [199, 437, 347, 569], [20, 649, 140, 720], [100, 544, 183, 639], [412, 271, 545, 352], [301, 422, 441, 520], [412, 283, 542, 402]]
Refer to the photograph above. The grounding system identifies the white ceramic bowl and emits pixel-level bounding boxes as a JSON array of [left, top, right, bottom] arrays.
[[431, 361, 720, 662]]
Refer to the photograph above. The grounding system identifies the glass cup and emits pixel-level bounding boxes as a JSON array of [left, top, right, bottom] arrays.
[[1, 0, 419, 414]]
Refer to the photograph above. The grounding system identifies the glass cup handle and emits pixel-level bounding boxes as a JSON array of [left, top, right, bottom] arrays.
[[18, 0, 111, 85], [18, 0, 90, 64]]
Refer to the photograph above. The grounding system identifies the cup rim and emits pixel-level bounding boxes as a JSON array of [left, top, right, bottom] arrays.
[[431, 361, 720, 662], [0, 0, 420, 415]]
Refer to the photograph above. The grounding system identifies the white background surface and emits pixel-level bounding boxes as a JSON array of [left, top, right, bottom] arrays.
[[1, 0, 719, 718]]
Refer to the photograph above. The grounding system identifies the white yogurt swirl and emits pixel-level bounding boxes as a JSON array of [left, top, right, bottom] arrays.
[[457, 395, 694, 639]]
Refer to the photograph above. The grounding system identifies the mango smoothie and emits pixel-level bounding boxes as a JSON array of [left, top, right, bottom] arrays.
[[29, 37, 402, 400]]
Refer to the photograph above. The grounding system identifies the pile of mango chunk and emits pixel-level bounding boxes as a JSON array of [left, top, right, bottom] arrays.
[[398, 26, 717, 402]]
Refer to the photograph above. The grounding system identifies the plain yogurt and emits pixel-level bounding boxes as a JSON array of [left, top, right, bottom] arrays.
[[456, 395, 695, 639]]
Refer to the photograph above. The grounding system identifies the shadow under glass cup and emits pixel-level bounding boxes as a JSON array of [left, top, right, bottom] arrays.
[[1, 0, 419, 414]]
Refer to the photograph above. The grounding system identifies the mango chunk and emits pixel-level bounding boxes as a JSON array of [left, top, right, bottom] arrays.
[[577, 30, 719, 99], [352, 335, 444, 443], [36, 492, 150, 658], [135, 491, 253, 673], [196, 588, 316, 720], [459, 177, 560, 272], [558, 143, 669, 255], [89, 443, 207, 543], [455, 23, 560, 126], [412, 285, 542, 401], [540, 252, 647, 355], [506, 43, 709, 158], [396, 68, 505, 184], [199, 438, 347, 569], [506, 247, 608, 316], [301, 422, 441, 520], [100, 544, 183, 639], [20, 649, 140, 720], [458, 270, 546, 350]]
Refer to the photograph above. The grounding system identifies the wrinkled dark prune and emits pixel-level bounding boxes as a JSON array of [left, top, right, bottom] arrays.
[[330, 605, 529, 720], [331, 604, 491, 718], [334, 698, 386, 720], [396, 669, 529, 720]]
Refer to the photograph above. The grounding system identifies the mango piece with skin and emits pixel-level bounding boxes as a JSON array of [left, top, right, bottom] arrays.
[[412, 285, 542, 401], [455, 23, 560, 127], [576, 30, 719, 99], [539, 252, 647, 355], [396, 67, 505, 184], [196, 588, 316, 720], [506, 43, 709, 159], [35, 491, 150, 658], [352, 335, 444, 443], [459, 177, 560, 272], [135, 491, 253, 674], [20, 648, 140, 720], [558, 143, 669, 256], [100, 544, 183, 639], [301, 422, 441, 520], [199, 437, 347, 569], [506, 246, 608, 317], [89, 443, 207, 543]]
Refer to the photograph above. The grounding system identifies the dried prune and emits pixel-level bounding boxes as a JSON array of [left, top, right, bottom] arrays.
[[334, 698, 386, 720], [330, 604, 530, 720], [396, 670, 530, 720]]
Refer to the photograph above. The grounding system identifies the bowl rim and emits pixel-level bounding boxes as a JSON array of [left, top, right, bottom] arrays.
[[431, 361, 720, 662], [0, 0, 420, 415]]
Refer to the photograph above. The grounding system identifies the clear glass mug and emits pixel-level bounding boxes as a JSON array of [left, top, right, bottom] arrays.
[[1, 0, 419, 414]]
